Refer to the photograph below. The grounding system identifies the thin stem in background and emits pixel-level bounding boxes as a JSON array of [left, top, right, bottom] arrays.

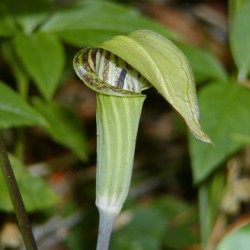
[[0, 132, 38, 250]]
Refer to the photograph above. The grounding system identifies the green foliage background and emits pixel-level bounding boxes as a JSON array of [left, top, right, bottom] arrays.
[[1, 0, 250, 249]]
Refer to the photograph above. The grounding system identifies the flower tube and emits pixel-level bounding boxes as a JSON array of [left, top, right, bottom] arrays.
[[73, 30, 211, 250]]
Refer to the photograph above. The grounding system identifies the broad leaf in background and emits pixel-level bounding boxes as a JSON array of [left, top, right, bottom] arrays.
[[178, 43, 227, 83], [33, 98, 87, 161], [110, 196, 198, 250], [230, 1, 250, 81], [0, 154, 58, 212], [41, 0, 177, 47], [1, 42, 29, 98], [110, 207, 166, 250], [1, 0, 52, 34], [153, 196, 198, 249], [0, 81, 46, 128], [231, 133, 250, 145], [0, 3, 17, 36], [13, 33, 65, 100], [216, 222, 250, 250], [189, 81, 250, 183]]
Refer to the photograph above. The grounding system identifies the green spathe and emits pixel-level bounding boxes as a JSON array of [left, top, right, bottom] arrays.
[[96, 94, 145, 206], [96, 94, 145, 250], [73, 29, 211, 250], [99, 30, 211, 143]]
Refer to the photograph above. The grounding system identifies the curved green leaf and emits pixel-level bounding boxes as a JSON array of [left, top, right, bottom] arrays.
[[73, 48, 149, 97], [0, 81, 46, 128], [99, 30, 211, 143], [13, 32, 65, 100]]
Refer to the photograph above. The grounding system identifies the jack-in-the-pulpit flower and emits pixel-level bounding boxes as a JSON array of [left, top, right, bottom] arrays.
[[73, 30, 211, 250]]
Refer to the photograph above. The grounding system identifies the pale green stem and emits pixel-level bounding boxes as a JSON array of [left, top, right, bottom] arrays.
[[95, 93, 145, 250], [199, 185, 209, 249], [96, 210, 118, 250]]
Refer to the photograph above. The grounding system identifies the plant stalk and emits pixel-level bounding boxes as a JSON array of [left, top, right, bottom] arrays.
[[96, 209, 118, 250], [0, 132, 37, 250]]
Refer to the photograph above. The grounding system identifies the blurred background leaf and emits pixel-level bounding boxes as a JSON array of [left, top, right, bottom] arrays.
[[0, 2, 17, 36], [153, 196, 199, 249], [41, 0, 178, 47], [0, 81, 46, 128], [13, 33, 65, 100], [110, 206, 166, 250], [230, 1, 250, 81], [1, 0, 53, 34], [0, 154, 58, 212], [1, 42, 29, 98], [109, 195, 198, 250], [216, 222, 250, 250], [189, 81, 250, 183], [32, 97, 88, 161]]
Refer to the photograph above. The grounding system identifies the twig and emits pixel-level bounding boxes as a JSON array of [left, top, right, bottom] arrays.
[[0, 132, 37, 250]]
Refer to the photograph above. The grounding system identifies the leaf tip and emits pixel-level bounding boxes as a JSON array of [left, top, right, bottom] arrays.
[[190, 127, 212, 144]]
